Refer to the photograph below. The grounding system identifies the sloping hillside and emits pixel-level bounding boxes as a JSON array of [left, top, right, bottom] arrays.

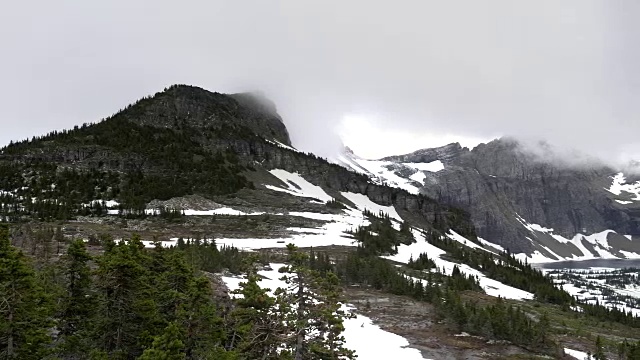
[[339, 139, 640, 259]]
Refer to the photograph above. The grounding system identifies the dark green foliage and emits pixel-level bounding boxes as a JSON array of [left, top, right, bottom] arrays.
[[138, 322, 186, 360], [0, 100, 253, 221], [276, 244, 355, 360], [177, 237, 248, 274], [228, 272, 281, 358], [56, 239, 96, 356], [407, 253, 436, 271], [424, 230, 573, 305], [0, 224, 53, 359], [0, 228, 352, 359], [93, 235, 161, 359], [334, 250, 557, 351], [594, 335, 607, 360], [349, 211, 414, 256], [325, 199, 346, 209], [616, 338, 640, 359]]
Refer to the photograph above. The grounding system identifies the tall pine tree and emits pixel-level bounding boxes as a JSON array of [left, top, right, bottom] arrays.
[[0, 224, 53, 359]]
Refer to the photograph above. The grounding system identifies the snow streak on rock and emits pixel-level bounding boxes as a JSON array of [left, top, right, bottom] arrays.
[[266, 169, 333, 203], [607, 172, 640, 201]]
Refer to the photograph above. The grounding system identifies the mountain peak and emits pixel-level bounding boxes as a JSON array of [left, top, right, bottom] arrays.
[[380, 142, 468, 163], [119, 85, 291, 146]]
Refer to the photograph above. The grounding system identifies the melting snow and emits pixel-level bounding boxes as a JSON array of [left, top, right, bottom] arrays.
[[342, 307, 429, 360], [348, 159, 422, 194], [548, 268, 640, 317], [564, 347, 590, 360], [340, 192, 402, 222], [616, 199, 634, 205], [477, 237, 505, 252], [265, 139, 300, 153], [266, 169, 333, 203], [215, 208, 368, 251], [513, 214, 639, 263], [403, 160, 444, 172], [221, 263, 430, 359], [447, 230, 485, 251], [409, 171, 426, 184], [385, 230, 534, 300], [85, 199, 120, 208], [607, 172, 640, 200], [107, 207, 264, 216]]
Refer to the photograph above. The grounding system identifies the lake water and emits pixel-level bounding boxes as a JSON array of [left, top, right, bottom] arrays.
[[535, 258, 640, 270]]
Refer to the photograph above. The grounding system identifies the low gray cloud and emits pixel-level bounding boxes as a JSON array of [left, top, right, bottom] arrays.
[[1, 1, 639, 167]]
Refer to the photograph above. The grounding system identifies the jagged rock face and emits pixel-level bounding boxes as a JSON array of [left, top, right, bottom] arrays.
[[224, 138, 477, 239], [382, 143, 468, 163], [126, 85, 291, 146], [396, 139, 640, 252], [1, 85, 292, 171], [0, 85, 477, 240]]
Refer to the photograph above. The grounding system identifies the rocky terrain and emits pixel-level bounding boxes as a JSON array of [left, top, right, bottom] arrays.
[[5, 84, 640, 359], [341, 138, 640, 257]]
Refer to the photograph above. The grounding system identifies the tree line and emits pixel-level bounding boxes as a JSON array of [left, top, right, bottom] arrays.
[[0, 223, 359, 360]]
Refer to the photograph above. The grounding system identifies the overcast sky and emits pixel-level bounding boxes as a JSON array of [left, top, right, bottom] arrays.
[[1, 1, 639, 163]]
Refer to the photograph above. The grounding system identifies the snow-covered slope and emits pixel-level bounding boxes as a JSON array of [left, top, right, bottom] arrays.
[[513, 214, 640, 264], [217, 169, 533, 301], [266, 169, 334, 203], [334, 150, 444, 195], [606, 172, 640, 203], [547, 268, 640, 317], [385, 230, 533, 300]]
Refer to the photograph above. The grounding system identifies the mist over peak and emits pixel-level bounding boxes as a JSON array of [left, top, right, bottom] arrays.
[[2, 1, 639, 171]]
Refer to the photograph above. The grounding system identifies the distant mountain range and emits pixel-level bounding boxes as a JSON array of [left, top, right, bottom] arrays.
[[337, 138, 640, 261]]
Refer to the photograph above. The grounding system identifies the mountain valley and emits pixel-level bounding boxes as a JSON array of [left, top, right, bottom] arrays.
[[4, 85, 640, 359]]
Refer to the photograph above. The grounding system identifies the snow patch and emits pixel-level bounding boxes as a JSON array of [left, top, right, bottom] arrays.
[[107, 207, 264, 216], [385, 230, 533, 300], [409, 171, 426, 184], [215, 208, 368, 251], [607, 172, 640, 200], [477, 237, 505, 252], [447, 230, 485, 251], [266, 169, 333, 203], [221, 264, 429, 359], [403, 160, 444, 172], [265, 139, 300, 153], [616, 199, 634, 205], [349, 158, 421, 194], [340, 192, 402, 222], [564, 347, 590, 360], [514, 214, 636, 263], [342, 307, 429, 360]]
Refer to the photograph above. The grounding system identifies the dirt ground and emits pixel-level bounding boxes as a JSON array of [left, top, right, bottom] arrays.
[[343, 287, 571, 360]]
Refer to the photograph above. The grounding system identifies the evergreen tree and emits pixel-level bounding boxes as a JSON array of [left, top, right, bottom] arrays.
[[594, 335, 607, 360], [138, 322, 185, 360], [93, 235, 159, 359], [277, 244, 355, 360], [230, 271, 281, 359], [0, 224, 53, 359], [56, 239, 96, 357]]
